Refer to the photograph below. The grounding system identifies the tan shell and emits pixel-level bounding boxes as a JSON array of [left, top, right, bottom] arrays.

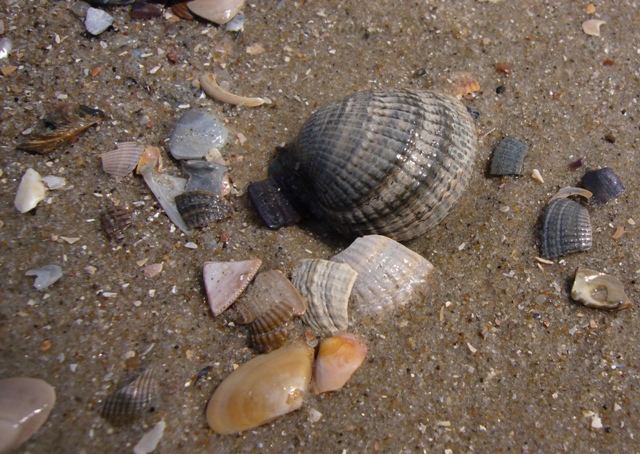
[[202, 259, 262, 317], [332, 235, 434, 315], [187, 0, 245, 25], [206, 343, 314, 434], [571, 267, 632, 310], [291, 259, 356, 335], [234, 270, 307, 352], [312, 334, 367, 394]]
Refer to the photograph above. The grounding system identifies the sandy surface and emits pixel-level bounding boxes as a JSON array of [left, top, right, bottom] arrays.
[[1, 0, 639, 452]]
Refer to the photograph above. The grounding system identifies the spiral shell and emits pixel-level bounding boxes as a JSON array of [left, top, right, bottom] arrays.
[[268, 89, 477, 241]]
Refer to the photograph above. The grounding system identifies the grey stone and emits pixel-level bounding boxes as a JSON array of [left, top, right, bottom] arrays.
[[169, 110, 229, 160], [85, 7, 113, 36]]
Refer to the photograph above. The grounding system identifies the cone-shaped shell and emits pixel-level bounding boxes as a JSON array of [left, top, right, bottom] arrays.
[[332, 235, 434, 315], [100, 368, 158, 426], [540, 199, 592, 259], [101, 142, 144, 177], [203, 259, 262, 317], [271, 90, 477, 241], [312, 334, 367, 394], [0, 377, 56, 452], [206, 343, 314, 434], [291, 259, 356, 335]]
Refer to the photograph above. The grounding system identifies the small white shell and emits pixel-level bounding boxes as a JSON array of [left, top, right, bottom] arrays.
[[25, 265, 63, 290], [332, 235, 435, 315], [42, 175, 66, 190], [14, 168, 47, 213], [291, 259, 356, 335], [582, 19, 606, 37], [101, 142, 144, 177]]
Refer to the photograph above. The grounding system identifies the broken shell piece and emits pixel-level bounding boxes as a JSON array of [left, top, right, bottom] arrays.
[[133, 419, 166, 454], [182, 160, 227, 195], [206, 342, 313, 434], [489, 137, 528, 176], [203, 259, 262, 317], [540, 199, 592, 259], [0, 37, 12, 60], [332, 235, 434, 315], [550, 186, 593, 202], [571, 267, 632, 310], [247, 177, 301, 229], [531, 169, 544, 184], [187, 0, 245, 25], [175, 191, 231, 229], [100, 368, 158, 426], [582, 19, 606, 37], [292, 259, 356, 336], [0, 377, 56, 452], [42, 175, 66, 190], [200, 72, 271, 107], [136, 146, 190, 234], [312, 334, 367, 394], [14, 168, 47, 213], [169, 110, 228, 161], [25, 265, 63, 290], [580, 167, 625, 204], [100, 204, 132, 243], [101, 142, 144, 177]]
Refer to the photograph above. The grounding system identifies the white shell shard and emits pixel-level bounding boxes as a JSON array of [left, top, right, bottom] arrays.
[[206, 343, 313, 434], [550, 186, 592, 202], [101, 142, 145, 177], [312, 334, 367, 394], [14, 168, 47, 213], [582, 19, 606, 36], [331, 235, 434, 315], [85, 7, 113, 36], [0, 377, 56, 452], [291, 259, 356, 335], [571, 267, 632, 310], [25, 264, 63, 290], [187, 0, 245, 25], [133, 419, 166, 454], [0, 37, 12, 60], [203, 259, 262, 316], [42, 175, 66, 190], [200, 72, 271, 107]]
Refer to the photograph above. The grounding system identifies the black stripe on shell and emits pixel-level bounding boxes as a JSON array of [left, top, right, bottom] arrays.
[[100, 368, 158, 426]]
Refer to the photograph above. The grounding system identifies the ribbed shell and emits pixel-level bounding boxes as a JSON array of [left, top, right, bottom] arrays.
[[100, 368, 158, 426], [332, 235, 435, 315], [489, 137, 528, 176], [247, 178, 301, 229], [540, 199, 592, 259], [273, 90, 477, 241], [100, 204, 132, 242], [101, 142, 144, 177], [203, 259, 262, 317], [580, 167, 625, 203], [291, 259, 356, 335], [175, 190, 230, 229]]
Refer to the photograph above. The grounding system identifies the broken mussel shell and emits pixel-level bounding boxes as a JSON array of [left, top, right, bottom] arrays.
[[206, 342, 314, 434], [252, 89, 477, 241], [292, 259, 356, 336], [332, 235, 435, 315], [202, 259, 261, 317], [100, 204, 132, 243], [489, 137, 528, 176], [17, 104, 104, 154], [571, 267, 632, 310], [0, 377, 56, 452], [312, 334, 367, 394], [100, 368, 158, 426], [234, 270, 307, 352], [579, 167, 625, 204], [540, 199, 592, 259], [175, 190, 230, 229]]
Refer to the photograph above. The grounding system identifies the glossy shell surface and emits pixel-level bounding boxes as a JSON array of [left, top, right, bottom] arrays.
[[206, 343, 314, 434], [332, 235, 434, 315], [540, 199, 592, 259], [271, 90, 477, 241], [292, 259, 356, 335], [312, 334, 367, 394], [580, 167, 625, 203], [571, 267, 632, 310], [489, 137, 528, 176], [100, 368, 158, 426]]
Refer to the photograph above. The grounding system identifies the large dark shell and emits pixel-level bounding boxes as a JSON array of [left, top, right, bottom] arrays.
[[540, 199, 592, 259], [100, 368, 158, 426], [175, 190, 230, 229], [270, 90, 477, 241], [580, 167, 625, 203], [489, 137, 528, 176]]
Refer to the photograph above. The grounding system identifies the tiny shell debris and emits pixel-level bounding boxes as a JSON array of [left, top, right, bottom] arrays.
[[531, 169, 544, 184], [571, 267, 632, 310], [187, 0, 245, 25], [612, 226, 625, 240], [582, 19, 606, 37], [14, 168, 47, 213], [202, 259, 262, 316], [101, 142, 144, 177], [25, 265, 63, 290], [42, 175, 66, 190], [100, 204, 132, 243], [143, 263, 163, 279], [85, 7, 113, 35], [133, 419, 166, 454], [169, 110, 228, 160], [0, 37, 12, 60], [489, 137, 529, 176], [200, 72, 271, 107]]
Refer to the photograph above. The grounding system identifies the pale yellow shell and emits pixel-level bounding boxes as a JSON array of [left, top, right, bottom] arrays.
[[312, 334, 367, 394]]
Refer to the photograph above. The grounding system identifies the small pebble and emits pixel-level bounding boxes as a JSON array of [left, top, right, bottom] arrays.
[[70, 1, 91, 18], [85, 8, 113, 36], [143, 263, 163, 278], [184, 242, 198, 249]]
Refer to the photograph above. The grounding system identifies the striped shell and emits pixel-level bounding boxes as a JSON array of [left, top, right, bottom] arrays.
[[175, 190, 230, 229], [332, 235, 435, 315], [489, 137, 528, 176], [540, 199, 592, 259], [271, 90, 477, 241], [291, 259, 356, 335], [100, 368, 158, 426], [100, 204, 132, 243], [101, 142, 144, 177]]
